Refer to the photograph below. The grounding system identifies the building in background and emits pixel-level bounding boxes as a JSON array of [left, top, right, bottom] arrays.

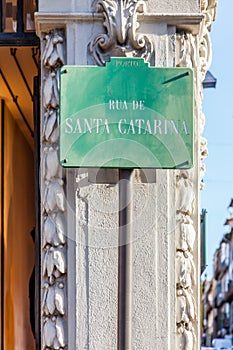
[[202, 199, 233, 346]]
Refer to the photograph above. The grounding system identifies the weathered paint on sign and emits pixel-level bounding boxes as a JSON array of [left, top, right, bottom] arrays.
[[60, 58, 193, 169]]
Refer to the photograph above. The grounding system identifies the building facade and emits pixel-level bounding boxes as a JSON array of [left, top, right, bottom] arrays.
[[0, 0, 217, 349], [202, 204, 233, 346]]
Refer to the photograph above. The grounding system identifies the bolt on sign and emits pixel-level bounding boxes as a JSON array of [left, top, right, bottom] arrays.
[[59, 58, 194, 169]]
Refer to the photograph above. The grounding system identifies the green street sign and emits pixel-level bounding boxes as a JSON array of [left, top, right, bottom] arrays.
[[60, 58, 194, 169]]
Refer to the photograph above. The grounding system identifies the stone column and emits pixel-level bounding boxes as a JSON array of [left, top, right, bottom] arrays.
[[35, 0, 217, 349]]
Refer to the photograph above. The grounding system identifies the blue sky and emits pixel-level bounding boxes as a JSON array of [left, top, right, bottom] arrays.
[[201, 0, 233, 278]]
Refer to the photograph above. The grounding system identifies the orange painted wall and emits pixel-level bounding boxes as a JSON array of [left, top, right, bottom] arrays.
[[3, 104, 35, 350]]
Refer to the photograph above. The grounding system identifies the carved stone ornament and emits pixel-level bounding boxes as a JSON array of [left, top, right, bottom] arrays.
[[41, 29, 67, 350], [175, 170, 197, 350], [199, 0, 217, 81], [90, 0, 153, 65], [175, 1, 217, 349]]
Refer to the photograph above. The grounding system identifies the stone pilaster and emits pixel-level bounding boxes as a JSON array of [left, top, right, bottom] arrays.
[[35, 0, 217, 348], [175, 1, 217, 349], [40, 30, 67, 349]]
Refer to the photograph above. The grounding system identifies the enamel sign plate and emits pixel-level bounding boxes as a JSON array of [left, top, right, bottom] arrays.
[[60, 58, 194, 169]]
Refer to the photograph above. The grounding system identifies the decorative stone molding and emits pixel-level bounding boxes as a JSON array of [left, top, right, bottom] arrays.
[[41, 29, 67, 350], [198, 0, 218, 187], [199, 0, 217, 81], [176, 32, 197, 69], [175, 1, 217, 349], [199, 0, 217, 189], [89, 0, 153, 65], [175, 170, 197, 350], [35, 12, 203, 37]]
